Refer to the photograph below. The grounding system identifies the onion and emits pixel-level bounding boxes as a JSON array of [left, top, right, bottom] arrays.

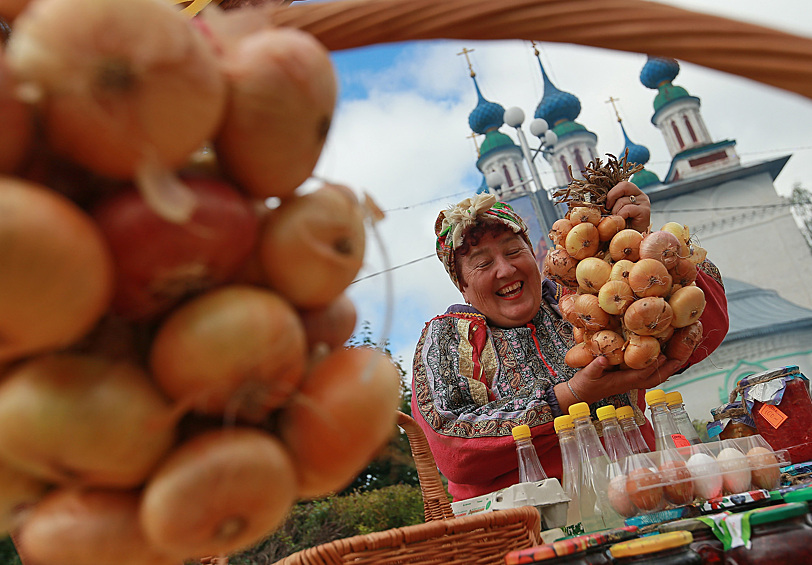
[[628, 258, 672, 298], [299, 293, 358, 352], [0, 48, 34, 174], [669, 258, 698, 287], [624, 297, 674, 336], [571, 294, 610, 331], [572, 326, 585, 344], [565, 222, 600, 260], [597, 215, 626, 242], [558, 293, 578, 322], [278, 346, 402, 498], [0, 353, 176, 487], [598, 280, 635, 316], [93, 175, 260, 322], [140, 428, 297, 559], [609, 229, 643, 262], [568, 206, 601, 226], [652, 324, 675, 345], [666, 321, 703, 360], [6, 0, 227, 180], [150, 285, 307, 422], [610, 259, 634, 283], [0, 459, 48, 535], [259, 183, 366, 309], [17, 488, 177, 565], [548, 218, 573, 247], [216, 27, 337, 199], [0, 177, 113, 364], [661, 222, 689, 243], [668, 285, 706, 328], [576, 257, 611, 294], [565, 342, 594, 368], [586, 330, 625, 365], [543, 248, 578, 289], [639, 231, 682, 269], [624, 334, 661, 369]]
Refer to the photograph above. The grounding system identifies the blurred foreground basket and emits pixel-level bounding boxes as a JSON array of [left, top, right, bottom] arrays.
[[272, 411, 542, 565]]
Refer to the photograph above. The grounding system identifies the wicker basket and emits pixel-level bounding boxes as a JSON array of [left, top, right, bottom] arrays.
[[271, 411, 542, 565]]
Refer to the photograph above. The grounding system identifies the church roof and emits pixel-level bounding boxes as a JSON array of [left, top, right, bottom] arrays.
[[723, 278, 812, 343]]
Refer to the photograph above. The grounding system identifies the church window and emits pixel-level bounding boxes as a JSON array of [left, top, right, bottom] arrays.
[[502, 164, 513, 186], [684, 116, 697, 142], [671, 121, 685, 148], [574, 149, 586, 173], [560, 156, 572, 182]]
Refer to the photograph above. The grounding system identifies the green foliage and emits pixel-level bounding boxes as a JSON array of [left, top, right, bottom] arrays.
[[226, 484, 425, 564], [0, 536, 22, 565]]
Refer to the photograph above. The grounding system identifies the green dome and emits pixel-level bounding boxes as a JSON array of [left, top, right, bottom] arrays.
[[479, 130, 517, 156], [551, 121, 587, 137], [631, 168, 660, 189], [653, 83, 690, 112]]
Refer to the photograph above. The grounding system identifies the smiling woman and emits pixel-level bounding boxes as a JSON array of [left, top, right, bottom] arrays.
[[411, 191, 729, 501]]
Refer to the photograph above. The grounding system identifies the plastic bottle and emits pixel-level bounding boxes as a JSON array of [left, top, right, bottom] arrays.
[[568, 402, 625, 533], [646, 389, 689, 450], [597, 405, 634, 464], [616, 406, 651, 454], [665, 391, 702, 445], [554, 415, 584, 536], [512, 424, 548, 482]]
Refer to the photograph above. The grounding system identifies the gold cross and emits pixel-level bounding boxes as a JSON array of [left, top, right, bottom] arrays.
[[457, 47, 476, 77], [606, 96, 622, 122], [467, 131, 481, 154]]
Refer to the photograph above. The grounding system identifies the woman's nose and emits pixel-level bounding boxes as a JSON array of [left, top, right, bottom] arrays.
[[493, 255, 517, 277]]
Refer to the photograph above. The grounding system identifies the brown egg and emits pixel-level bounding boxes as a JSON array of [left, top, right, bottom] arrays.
[[608, 474, 637, 517], [658, 459, 694, 505], [625, 467, 664, 512], [747, 447, 781, 490]]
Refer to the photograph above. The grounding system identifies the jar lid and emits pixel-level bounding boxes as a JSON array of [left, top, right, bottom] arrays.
[[512, 424, 531, 441], [747, 502, 808, 527], [610, 531, 693, 559], [658, 518, 711, 534], [596, 405, 617, 422], [554, 415, 573, 433], [645, 389, 666, 406]]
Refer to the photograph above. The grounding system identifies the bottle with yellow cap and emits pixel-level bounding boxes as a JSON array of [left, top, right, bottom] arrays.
[[616, 406, 651, 454], [568, 402, 624, 533], [646, 389, 689, 450], [609, 531, 701, 564], [665, 391, 702, 445], [554, 415, 583, 536], [597, 405, 634, 464], [511, 424, 548, 483]]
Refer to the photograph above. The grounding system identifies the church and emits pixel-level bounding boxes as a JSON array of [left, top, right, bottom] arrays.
[[463, 45, 812, 422]]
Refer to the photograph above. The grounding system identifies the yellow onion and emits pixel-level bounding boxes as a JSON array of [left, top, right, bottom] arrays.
[[624, 297, 673, 336], [565, 342, 595, 368], [597, 215, 626, 242], [571, 294, 610, 331], [666, 321, 703, 360], [639, 231, 682, 269], [576, 257, 612, 294], [569, 206, 601, 226], [669, 258, 698, 287], [566, 222, 600, 260], [610, 259, 635, 283], [598, 280, 635, 316], [628, 258, 672, 298], [609, 229, 643, 262], [586, 330, 625, 365], [624, 334, 661, 369], [668, 285, 706, 328], [544, 248, 579, 289]]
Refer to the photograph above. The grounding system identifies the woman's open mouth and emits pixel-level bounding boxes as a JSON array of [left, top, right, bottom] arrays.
[[496, 281, 523, 298]]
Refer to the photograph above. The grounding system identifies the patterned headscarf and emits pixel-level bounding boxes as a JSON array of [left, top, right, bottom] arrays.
[[435, 193, 532, 290]]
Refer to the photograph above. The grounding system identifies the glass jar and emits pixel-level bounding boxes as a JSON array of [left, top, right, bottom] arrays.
[[659, 518, 724, 564], [609, 531, 702, 564], [723, 502, 812, 564], [504, 526, 639, 565], [736, 367, 812, 464], [707, 402, 757, 442]]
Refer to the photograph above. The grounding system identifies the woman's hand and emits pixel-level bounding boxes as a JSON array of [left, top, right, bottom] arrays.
[[606, 181, 651, 233]]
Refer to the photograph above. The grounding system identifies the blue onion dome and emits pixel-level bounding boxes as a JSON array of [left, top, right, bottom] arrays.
[[640, 56, 680, 89], [631, 168, 660, 189], [620, 122, 650, 166], [478, 130, 517, 156], [533, 57, 581, 126], [468, 76, 505, 134]]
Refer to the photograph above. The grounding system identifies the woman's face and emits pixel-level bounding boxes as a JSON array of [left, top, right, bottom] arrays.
[[457, 229, 542, 328]]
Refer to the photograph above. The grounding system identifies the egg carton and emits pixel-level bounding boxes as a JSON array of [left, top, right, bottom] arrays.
[[607, 434, 789, 518]]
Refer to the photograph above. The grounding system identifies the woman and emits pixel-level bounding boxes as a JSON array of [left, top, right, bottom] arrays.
[[411, 183, 728, 501]]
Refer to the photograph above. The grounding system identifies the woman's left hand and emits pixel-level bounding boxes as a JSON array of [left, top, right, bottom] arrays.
[[606, 181, 651, 232]]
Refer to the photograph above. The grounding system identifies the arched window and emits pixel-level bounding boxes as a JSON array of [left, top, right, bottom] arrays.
[[574, 149, 586, 174], [684, 116, 698, 143], [560, 156, 572, 182], [671, 121, 685, 148], [502, 164, 513, 186]]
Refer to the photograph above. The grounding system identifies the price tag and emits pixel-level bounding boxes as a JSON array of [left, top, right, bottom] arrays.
[[671, 433, 691, 448], [758, 404, 788, 429]]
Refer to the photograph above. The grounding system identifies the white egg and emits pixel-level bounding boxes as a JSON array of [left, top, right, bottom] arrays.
[[717, 447, 752, 494], [687, 452, 723, 499]]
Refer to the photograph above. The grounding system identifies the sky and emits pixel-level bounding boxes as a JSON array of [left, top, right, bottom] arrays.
[[303, 0, 812, 369]]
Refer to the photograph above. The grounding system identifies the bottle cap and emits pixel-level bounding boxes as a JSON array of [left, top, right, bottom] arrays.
[[568, 402, 590, 420], [616, 406, 635, 420], [609, 531, 693, 558], [645, 389, 667, 406], [596, 405, 617, 422], [512, 424, 531, 441], [554, 415, 574, 433], [665, 391, 684, 406]]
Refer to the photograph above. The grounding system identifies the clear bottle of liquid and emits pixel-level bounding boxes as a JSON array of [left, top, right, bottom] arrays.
[[568, 402, 625, 533], [665, 391, 702, 445], [646, 389, 690, 450], [554, 415, 584, 536], [511, 424, 548, 482], [597, 405, 634, 464], [616, 406, 651, 454]]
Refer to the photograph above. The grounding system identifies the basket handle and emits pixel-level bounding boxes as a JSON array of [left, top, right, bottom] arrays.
[[262, 0, 812, 101], [397, 411, 456, 522]]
